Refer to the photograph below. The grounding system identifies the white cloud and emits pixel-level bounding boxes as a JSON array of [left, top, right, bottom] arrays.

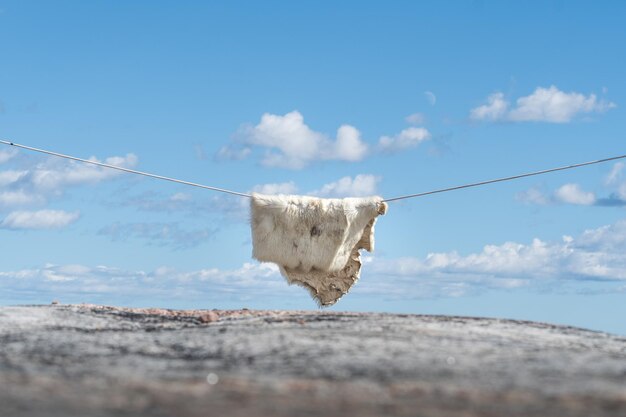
[[251, 181, 298, 195], [367, 218, 626, 296], [605, 162, 624, 186], [0, 152, 139, 216], [216, 145, 251, 161], [312, 174, 381, 197], [516, 187, 549, 205], [0, 190, 45, 207], [234, 111, 369, 169], [224, 110, 439, 167], [470, 86, 615, 123], [3, 218, 626, 304], [424, 91, 437, 106], [378, 127, 431, 152], [518, 183, 598, 206], [0, 262, 291, 303], [554, 183, 596, 205], [169, 192, 192, 202], [405, 112, 426, 125], [575, 220, 626, 251], [40, 264, 93, 282], [470, 92, 509, 121], [0, 170, 28, 186], [334, 125, 368, 162], [0, 149, 17, 164], [30, 153, 138, 190], [509, 86, 615, 122], [0, 209, 80, 230]]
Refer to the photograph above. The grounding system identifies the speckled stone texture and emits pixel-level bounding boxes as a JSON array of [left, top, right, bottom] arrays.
[[0, 304, 625, 417]]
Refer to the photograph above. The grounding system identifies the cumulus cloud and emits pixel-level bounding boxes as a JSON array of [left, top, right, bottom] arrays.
[[98, 222, 217, 249], [509, 86, 615, 122], [365, 218, 626, 301], [312, 174, 381, 197], [554, 183, 596, 205], [470, 86, 615, 123], [520, 164, 626, 208], [0, 262, 292, 305], [30, 153, 138, 191], [0, 152, 139, 226], [222, 111, 438, 168], [0, 209, 80, 230], [250, 175, 382, 199], [3, 218, 626, 304], [469, 92, 508, 121], [170, 192, 191, 202], [215, 145, 251, 161], [516, 187, 549, 205], [517, 183, 599, 206], [378, 127, 431, 152], [333, 125, 368, 161], [0, 170, 28, 187], [226, 111, 369, 169], [0, 190, 45, 207], [251, 181, 298, 195], [0, 149, 17, 164]]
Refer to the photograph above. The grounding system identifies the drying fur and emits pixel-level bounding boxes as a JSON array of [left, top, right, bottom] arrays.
[[250, 193, 387, 306]]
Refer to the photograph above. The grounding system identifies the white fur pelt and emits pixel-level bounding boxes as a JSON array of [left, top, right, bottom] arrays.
[[250, 193, 387, 306]]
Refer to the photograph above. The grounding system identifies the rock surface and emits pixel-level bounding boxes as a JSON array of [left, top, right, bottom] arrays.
[[0, 304, 625, 417]]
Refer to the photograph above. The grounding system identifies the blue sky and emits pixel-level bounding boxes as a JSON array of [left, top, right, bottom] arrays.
[[1, 1, 626, 334]]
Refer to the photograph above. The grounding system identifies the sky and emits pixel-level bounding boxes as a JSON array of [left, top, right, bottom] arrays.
[[1, 1, 626, 334]]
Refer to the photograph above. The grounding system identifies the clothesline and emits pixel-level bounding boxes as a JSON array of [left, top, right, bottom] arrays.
[[1, 139, 625, 203], [0, 140, 250, 198], [382, 154, 626, 202]]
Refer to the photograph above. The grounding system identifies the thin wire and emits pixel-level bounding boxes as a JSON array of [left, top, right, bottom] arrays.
[[2, 139, 624, 203], [382, 153, 626, 202], [0, 140, 252, 198]]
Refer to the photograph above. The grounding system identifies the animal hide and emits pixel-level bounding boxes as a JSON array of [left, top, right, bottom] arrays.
[[250, 193, 387, 306]]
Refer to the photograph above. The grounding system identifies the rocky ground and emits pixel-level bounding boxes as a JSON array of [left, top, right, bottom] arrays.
[[0, 304, 625, 417]]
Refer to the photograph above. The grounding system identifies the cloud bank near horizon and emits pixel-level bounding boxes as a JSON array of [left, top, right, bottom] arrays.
[[3, 217, 626, 305]]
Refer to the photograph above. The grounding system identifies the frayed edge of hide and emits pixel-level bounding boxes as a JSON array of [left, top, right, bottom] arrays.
[[280, 216, 379, 307]]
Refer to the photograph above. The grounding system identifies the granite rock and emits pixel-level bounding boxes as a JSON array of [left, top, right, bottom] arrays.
[[1, 304, 625, 417]]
